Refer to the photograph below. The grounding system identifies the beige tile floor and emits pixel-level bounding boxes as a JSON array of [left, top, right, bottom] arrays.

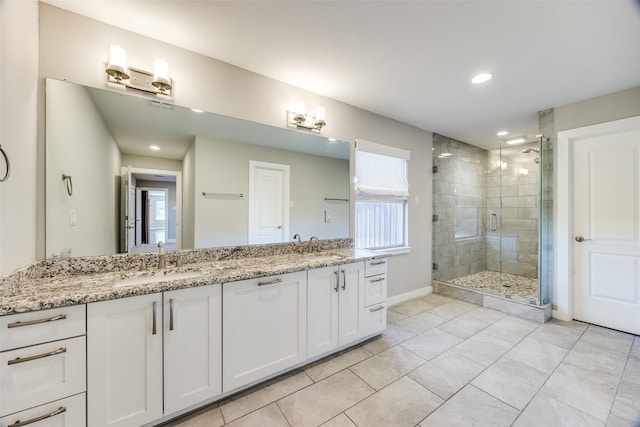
[[164, 294, 640, 427]]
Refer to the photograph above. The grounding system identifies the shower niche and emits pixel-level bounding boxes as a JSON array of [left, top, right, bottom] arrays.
[[431, 133, 551, 311]]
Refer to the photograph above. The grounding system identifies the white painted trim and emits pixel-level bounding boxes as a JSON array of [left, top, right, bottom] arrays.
[[387, 286, 433, 307], [555, 115, 640, 322]]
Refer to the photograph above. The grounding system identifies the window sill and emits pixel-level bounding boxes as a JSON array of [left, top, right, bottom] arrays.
[[371, 246, 411, 256]]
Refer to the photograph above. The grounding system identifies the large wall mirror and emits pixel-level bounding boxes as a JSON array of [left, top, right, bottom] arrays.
[[45, 78, 350, 258]]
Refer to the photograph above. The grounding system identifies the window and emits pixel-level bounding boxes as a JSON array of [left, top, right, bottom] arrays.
[[354, 139, 410, 250]]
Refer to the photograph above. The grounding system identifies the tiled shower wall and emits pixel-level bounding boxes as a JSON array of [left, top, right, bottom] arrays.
[[432, 134, 541, 283], [432, 134, 487, 281]]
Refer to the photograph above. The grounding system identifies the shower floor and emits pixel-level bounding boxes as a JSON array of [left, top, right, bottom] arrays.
[[449, 270, 538, 302]]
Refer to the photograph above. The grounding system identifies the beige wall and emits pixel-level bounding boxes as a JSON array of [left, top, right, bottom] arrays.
[[33, 3, 433, 298], [0, 0, 39, 274], [45, 79, 121, 257], [555, 86, 640, 132], [193, 137, 349, 248]]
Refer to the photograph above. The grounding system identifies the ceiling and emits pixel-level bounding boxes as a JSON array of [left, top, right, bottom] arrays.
[[44, 0, 640, 149], [85, 83, 350, 160]]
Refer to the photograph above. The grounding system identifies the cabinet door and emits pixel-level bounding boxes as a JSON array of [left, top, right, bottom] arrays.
[[338, 262, 365, 346], [87, 294, 163, 427], [223, 271, 307, 392], [164, 284, 222, 415], [307, 266, 339, 358]]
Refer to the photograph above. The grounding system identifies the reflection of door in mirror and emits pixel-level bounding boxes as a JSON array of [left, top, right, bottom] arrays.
[[137, 188, 168, 247], [248, 161, 290, 244], [128, 170, 179, 254]]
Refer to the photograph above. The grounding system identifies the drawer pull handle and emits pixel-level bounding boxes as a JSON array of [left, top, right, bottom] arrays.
[[10, 406, 66, 427], [8, 348, 66, 365], [258, 278, 282, 286], [370, 306, 385, 312], [152, 302, 157, 335], [341, 270, 346, 291], [169, 299, 175, 331], [7, 314, 66, 329], [370, 277, 385, 283], [370, 260, 386, 266], [334, 271, 339, 293]]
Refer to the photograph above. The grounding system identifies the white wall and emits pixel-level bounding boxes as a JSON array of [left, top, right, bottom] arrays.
[[0, 0, 39, 274], [45, 79, 121, 257], [193, 136, 349, 248]]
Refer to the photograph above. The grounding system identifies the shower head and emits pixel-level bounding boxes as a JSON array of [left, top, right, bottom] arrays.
[[522, 148, 540, 154]]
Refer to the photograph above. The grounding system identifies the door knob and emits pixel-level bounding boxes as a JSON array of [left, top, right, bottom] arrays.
[[575, 236, 592, 242]]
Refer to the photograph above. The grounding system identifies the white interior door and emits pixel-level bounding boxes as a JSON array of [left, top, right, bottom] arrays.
[[573, 126, 640, 335], [248, 161, 290, 244]]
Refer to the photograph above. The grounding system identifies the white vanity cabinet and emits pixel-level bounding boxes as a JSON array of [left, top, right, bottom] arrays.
[[222, 271, 307, 392], [307, 262, 365, 359], [88, 293, 163, 427], [88, 284, 222, 427], [0, 305, 86, 426], [362, 259, 388, 335], [163, 285, 222, 414]]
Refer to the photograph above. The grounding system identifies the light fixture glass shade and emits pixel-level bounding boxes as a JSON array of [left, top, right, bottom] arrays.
[[106, 45, 129, 81], [314, 106, 326, 128], [152, 59, 172, 92], [293, 101, 306, 123]]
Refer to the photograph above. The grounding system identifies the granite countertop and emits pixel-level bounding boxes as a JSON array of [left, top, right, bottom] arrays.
[[0, 245, 387, 316]]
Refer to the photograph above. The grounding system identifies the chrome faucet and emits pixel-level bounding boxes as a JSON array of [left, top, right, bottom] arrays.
[[157, 241, 165, 269], [308, 236, 320, 253], [293, 233, 301, 242]]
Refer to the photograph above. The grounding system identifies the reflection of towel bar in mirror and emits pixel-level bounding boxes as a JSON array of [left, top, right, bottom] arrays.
[[324, 197, 349, 203], [202, 192, 243, 200], [62, 174, 73, 196]]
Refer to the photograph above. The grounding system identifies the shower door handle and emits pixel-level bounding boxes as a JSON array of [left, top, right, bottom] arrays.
[[490, 214, 498, 231]]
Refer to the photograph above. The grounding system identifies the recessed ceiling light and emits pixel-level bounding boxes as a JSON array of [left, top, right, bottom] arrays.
[[190, 108, 204, 113], [439, 152, 453, 157], [149, 145, 160, 150], [497, 131, 509, 137], [505, 138, 525, 145], [471, 73, 492, 84]]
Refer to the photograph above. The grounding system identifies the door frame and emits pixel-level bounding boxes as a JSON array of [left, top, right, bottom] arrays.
[[556, 115, 640, 321], [121, 166, 182, 250]]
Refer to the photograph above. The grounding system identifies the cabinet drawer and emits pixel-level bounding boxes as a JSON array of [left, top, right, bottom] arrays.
[[364, 275, 386, 307], [363, 304, 386, 336], [365, 259, 387, 277], [0, 305, 85, 352], [0, 336, 86, 416], [0, 393, 85, 427]]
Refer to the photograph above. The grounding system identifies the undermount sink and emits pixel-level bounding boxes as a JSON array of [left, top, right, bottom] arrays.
[[308, 252, 348, 262], [112, 271, 204, 287]]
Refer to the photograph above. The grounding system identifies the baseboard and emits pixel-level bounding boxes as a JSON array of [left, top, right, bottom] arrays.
[[387, 286, 433, 307]]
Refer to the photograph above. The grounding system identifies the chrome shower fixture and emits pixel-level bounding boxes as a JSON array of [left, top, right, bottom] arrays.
[[521, 148, 540, 154]]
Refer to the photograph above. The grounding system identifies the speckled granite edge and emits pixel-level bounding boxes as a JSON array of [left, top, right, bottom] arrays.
[[0, 238, 391, 316]]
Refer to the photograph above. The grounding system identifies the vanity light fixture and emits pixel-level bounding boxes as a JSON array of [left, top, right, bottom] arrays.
[[288, 101, 327, 132], [105, 45, 173, 98]]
